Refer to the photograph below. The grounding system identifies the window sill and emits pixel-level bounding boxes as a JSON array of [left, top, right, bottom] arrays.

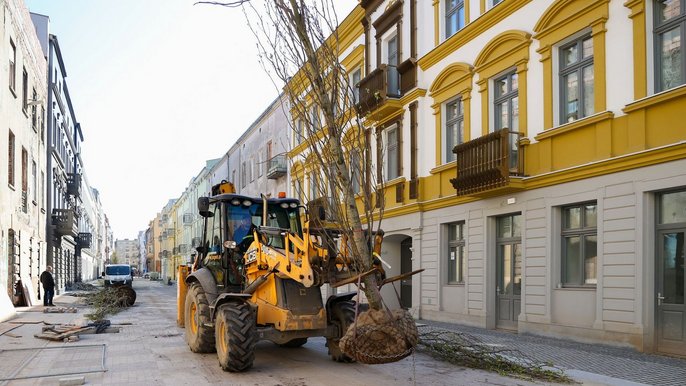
[[555, 285, 596, 291], [377, 176, 406, 189], [8, 184, 15, 191], [623, 83, 686, 113], [446, 282, 465, 286], [535, 111, 614, 141], [430, 160, 457, 175]]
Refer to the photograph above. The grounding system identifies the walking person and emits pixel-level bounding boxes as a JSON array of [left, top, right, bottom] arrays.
[[40, 266, 55, 306]]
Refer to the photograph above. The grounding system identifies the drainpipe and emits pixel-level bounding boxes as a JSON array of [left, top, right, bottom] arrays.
[[45, 38, 55, 269]]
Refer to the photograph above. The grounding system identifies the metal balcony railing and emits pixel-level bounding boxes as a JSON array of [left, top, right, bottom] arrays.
[[52, 209, 78, 237], [451, 129, 524, 196], [77, 232, 92, 249], [67, 173, 82, 198], [267, 154, 287, 179]]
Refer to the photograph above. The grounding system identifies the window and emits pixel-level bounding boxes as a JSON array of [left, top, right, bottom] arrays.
[[445, 0, 465, 39], [22, 68, 28, 112], [494, 71, 518, 131], [561, 202, 597, 286], [444, 98, 464, 163], [41, 171, 45, 208], [21, 148, 27, 193], [309, 172, 319, 199], [257, 153, 263, 177], [654, 0, 686, 91], [31, 89, 38, 130], [447, 222, 465, 284], [386, 126, 399, 180], [295, 119, 304, 145], [8, 131, 15, 187], [351, 68, 361, 104], [310, 105, 321, 131], [241, 162, 246, 188], [41, 106, 45, 142], [249, 158, 254, 182], [350, 149, 361, 194], [560, 35, 594, 123], [9, 39, 16, 92]]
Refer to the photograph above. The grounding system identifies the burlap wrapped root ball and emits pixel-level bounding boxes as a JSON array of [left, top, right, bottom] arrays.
[[340, 308, 418, 364]]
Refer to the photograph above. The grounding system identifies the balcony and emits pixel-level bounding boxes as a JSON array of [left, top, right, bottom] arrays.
[[451, 129, 525, 197], [357, 59, 417, 119], [52, 209, 78, 237], [67, 173, 82, 198], [77, 232, 92, 249], [267, 154, 287, 179]]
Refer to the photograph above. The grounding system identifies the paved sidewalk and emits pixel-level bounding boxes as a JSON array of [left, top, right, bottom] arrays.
[[419, 319, 686, 386]]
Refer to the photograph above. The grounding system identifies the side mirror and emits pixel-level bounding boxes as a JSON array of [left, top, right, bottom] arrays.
[[198, 197, 212, 217]]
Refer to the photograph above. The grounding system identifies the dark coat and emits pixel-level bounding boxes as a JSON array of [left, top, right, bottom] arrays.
[[40, 270, 55, 290]]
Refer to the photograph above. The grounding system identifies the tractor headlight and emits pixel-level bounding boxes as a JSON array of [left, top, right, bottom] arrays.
[[230, 198, 241, 206]]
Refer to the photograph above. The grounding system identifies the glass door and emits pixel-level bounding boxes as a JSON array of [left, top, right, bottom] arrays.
[[496, 214, 522, 330]]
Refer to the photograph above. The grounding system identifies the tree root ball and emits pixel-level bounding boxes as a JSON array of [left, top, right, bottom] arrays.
[[115, 286, 136, 307]]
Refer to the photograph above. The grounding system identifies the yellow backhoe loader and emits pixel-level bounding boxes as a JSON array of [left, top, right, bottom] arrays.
[[177, 181, 374, 372]]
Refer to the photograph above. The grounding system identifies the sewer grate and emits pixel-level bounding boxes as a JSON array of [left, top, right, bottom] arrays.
[[0, 344, 106, 381]]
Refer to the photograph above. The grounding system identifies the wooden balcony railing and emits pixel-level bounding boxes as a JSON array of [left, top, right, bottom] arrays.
[[357, 64, 400, 116], [451, 129, 524, 196]]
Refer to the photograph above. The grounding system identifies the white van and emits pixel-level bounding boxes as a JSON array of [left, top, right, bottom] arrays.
[[104, 264, 133, 287]]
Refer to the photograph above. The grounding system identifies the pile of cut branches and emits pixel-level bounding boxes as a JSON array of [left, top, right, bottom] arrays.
[[417, 327, 574, 383], [67, 282, 99, 291], [83, 287, 136, 321]]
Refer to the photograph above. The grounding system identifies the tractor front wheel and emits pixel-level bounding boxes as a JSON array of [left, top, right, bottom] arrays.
[[184, 283, 215, 353], [326, 300, 356, 363], [215, 302, 257, 372]]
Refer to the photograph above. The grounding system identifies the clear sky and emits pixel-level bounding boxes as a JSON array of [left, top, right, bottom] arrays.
[[25, 0, 356, 241]]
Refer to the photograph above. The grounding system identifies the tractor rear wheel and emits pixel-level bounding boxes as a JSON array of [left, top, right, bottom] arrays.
[[278, 337, 308, 348], [326, 300, 356, 363], [215, 302, 256, 372], [184, 283, 215, 353]]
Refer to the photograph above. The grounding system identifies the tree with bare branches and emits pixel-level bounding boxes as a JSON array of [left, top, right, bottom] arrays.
[[198, 0, 389, 311]]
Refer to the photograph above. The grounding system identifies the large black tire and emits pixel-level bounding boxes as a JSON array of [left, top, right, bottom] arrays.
[[184, 283, 215, 353], [215, 302, 257, 372], [326, 300, 356, 363], [278, 338, 308, 348]]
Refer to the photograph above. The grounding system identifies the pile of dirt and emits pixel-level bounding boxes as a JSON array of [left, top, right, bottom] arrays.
[[340, 308, 418, 364]]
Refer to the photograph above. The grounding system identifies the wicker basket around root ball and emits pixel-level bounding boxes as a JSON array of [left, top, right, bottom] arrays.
[[340, 308, 418, 364]]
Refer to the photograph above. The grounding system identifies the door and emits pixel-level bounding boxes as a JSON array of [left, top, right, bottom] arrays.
[[657, 229, 685, 356], [400, 238, 412, 309], [496, 214, 522, 330]]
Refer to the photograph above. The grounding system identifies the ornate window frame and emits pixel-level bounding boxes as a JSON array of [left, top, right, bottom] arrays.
[[474, 30, 531, 136], [534, 0, 609, 130], [430, 62, 473, 167]]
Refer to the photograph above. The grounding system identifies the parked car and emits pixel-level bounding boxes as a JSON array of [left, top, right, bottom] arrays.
[[104, 264, 133, 287]]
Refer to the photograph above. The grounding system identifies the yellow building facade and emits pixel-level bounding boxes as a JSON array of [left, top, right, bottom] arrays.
[[289, 0, 686, 355]]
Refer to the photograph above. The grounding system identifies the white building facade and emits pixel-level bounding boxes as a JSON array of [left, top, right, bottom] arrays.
[[0, 0, 48, 318]]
